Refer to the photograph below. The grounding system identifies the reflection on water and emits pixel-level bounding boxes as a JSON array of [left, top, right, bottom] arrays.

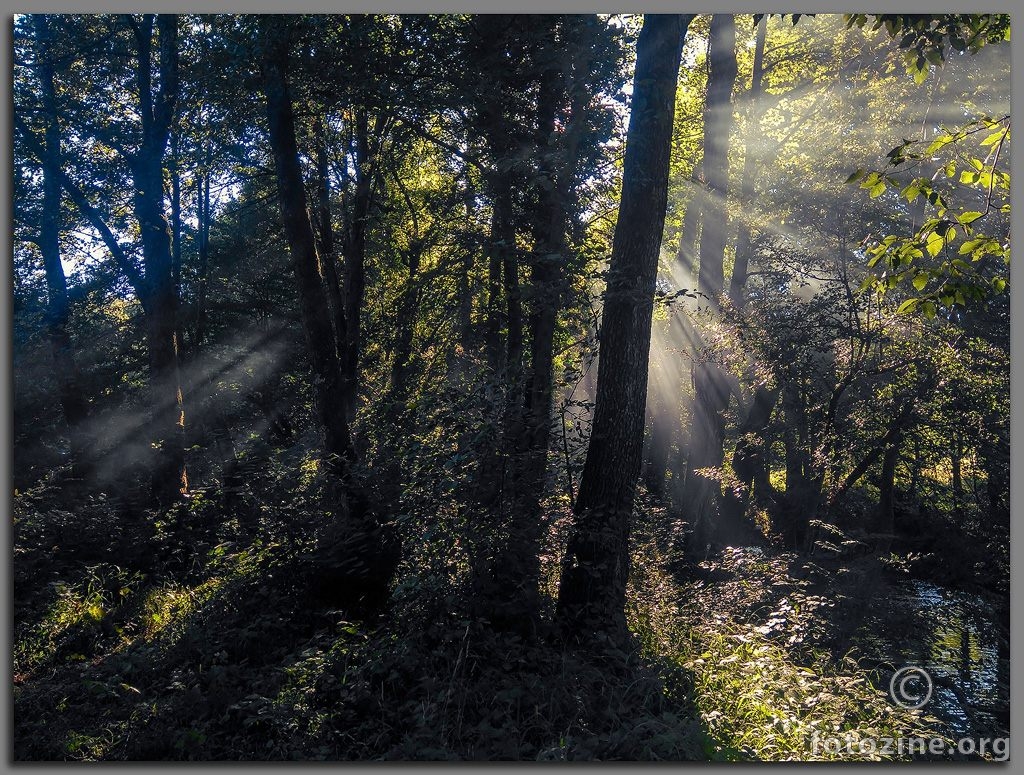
[[853, 579, 1010, 739]]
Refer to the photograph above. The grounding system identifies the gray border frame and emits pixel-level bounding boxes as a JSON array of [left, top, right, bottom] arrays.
[[2, 1, 1017, 771]]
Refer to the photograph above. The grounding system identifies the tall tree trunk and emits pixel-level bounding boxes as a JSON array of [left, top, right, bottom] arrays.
[[728, 14, 766, 306], [457, 181, 476, 357], [495, 177, 523, 380], [694, 15, 736, 305], [342, 108, 373, 421], [875, 436, 901, 534], [684, 14, 739, 548], [170, 127, 182, 300], [195, 141, 211, 347], [259, 20, 356, 481], [314, 115, 350, 364], [32, 14, 92, 480], [259, 17, 397, 614], [556, 13, 692, 639], [389, 241, 422, 400], [486, 19, 595, 627], [132, 14, 187, 505]]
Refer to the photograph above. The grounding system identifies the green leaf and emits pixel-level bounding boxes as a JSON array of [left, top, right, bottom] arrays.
[[993, 278, 1007, 293], [980, 129, 1005, 147], [926, 134, 952, 154], [921, 300, 937, 319], [896, 298, 919, 314], [925, 231, 945, 256], [958, 211, 984, 225], [869, 181, 886, 198], [844, 168, 866, 184], [912, 273, 928, 291]]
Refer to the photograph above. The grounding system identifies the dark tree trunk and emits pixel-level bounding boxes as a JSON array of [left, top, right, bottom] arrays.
[[485, 20, 594, 627], [485, 238, 504, 374], [684, 14, 738, 548], [195, 141, 212, 347], [342, 109, 374, 421], [728, 14, 766, 307], [875, 437, 901, 534], [723, 385, 779, 521], [259, 17, 397, 615], [132, 14, 187, 505], [694, 14, 736, 305], [170, 128, 182, 300], [556, 14, 692, 639], [389, 241, 422, 400], [314, 115, 350, 364], [780, 382, 813, 546], [496, 177, 523, 380], [457, 183, 476, 355], [32, 14, 92, 480], [259, 20, 356, 481]]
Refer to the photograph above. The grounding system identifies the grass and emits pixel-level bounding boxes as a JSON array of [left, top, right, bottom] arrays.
[[625, 531, 947, 761], [14, 479, 955, 761]]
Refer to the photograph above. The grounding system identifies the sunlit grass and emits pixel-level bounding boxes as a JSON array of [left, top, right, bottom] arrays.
[[14, 564, 140, 676], [626, 534, 943, 761]]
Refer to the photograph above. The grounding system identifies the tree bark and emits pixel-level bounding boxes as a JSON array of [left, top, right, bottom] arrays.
[[132, 13, 187, 505], [259, 19, 356, 481], [684, 14, 739, 548], [195, 140, 212, 347], [314, 115, 350, 364], [341, 108, 374, 421], [875, 436, 901, 534], [556, 14, 692, 639], [31, 14, 92, 480], [259, 17, 398, 614], [728, 14, 766, 306]]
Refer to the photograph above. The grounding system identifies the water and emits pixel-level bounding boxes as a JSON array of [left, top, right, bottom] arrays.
[[852, 578, 1010, 740]]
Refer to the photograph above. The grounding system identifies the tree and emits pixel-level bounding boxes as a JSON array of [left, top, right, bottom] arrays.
[[680, 14, 751, 549], [21, 14, 93, 480], [556, 13, 692, 639], [258, 15, 398, 613], [15, 14, 189, 503]]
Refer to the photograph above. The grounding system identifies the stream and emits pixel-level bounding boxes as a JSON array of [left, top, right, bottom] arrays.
[[850, 578, 1010, 740]]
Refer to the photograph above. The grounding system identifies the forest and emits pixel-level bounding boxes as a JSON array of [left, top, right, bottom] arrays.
[[11, 13, 1011, 761]]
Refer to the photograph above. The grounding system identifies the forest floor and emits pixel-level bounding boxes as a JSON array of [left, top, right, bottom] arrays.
[[12, 479, 962, 761]]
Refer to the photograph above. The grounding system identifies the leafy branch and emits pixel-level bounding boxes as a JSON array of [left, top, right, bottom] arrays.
[[846, 115, 1010, 317]]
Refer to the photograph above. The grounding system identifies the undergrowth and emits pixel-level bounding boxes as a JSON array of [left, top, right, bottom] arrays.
[[13, 474, 950, 761], [626, 524, 948, 761]]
